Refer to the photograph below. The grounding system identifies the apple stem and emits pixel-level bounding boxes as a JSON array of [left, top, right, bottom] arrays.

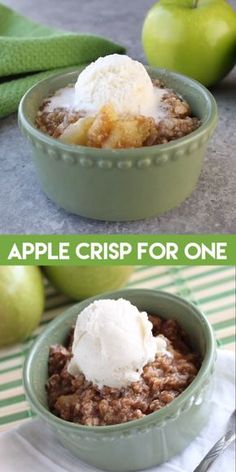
[[193, 0, 199, 7]]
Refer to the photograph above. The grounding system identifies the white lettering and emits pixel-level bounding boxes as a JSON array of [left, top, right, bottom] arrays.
[[185, 243, 227, 260]]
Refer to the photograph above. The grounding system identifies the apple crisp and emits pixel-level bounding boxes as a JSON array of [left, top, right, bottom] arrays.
[[46, 316, 200, 426], [36, 80, 200, 148]]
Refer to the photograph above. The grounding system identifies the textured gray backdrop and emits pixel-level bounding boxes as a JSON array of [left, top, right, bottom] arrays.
[[0, 0, 235, 234]]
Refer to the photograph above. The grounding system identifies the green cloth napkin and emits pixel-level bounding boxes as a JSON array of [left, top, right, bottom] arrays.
[[0, 3, 125, 118]]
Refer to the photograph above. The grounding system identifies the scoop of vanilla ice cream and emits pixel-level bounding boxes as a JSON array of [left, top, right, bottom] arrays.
[[67, 298, 168, 389], [74, 54, 165, 118]]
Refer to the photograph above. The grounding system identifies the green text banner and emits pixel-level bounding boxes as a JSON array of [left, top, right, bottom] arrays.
[[0, 235, 235, 265]]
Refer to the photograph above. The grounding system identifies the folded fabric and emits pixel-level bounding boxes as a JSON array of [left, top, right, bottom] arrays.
[[0, 3, 125, 118], [0, 349, 235, 472]]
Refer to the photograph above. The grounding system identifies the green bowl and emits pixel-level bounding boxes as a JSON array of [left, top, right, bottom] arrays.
[[23, 289, 216, 471], [18, 67, 218, 221]]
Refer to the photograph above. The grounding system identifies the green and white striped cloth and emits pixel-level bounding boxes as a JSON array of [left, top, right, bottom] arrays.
[[0, 266, 235, 433]]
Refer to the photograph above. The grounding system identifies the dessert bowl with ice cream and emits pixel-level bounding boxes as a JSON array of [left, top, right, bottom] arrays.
[[24, 289, 216, 471], [19, 54, 217, 220]]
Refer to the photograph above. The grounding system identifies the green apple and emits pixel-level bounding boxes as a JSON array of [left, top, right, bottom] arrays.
[[43, 266, 134, 300], [142, 0, 236, 87], [0, 266, 45, 347]]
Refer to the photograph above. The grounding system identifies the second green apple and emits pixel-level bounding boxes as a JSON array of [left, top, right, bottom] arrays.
[[43, 266, 134, 300]]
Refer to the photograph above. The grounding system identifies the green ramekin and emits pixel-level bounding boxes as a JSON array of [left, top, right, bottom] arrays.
[[23, 289, 216, 471], [18, 67, 218, 221]]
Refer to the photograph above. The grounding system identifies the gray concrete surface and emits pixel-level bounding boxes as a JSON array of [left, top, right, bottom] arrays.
[[0, 0, 235, 234]]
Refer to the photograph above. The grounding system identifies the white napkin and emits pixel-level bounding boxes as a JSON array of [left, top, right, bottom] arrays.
[[0, 350, 235, 472]]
